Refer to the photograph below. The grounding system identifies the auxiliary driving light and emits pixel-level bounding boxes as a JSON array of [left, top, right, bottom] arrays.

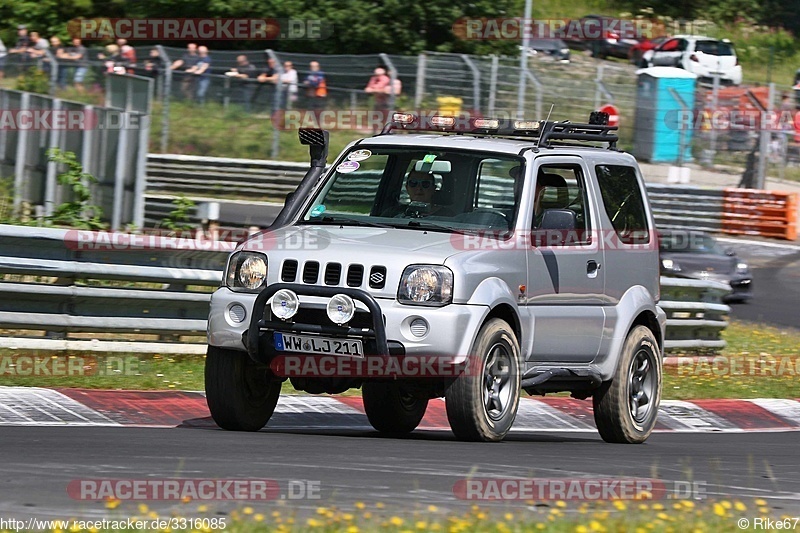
[[430, 116, 456, 128], [473, 118, 500, 129], [326, 294, 356, 325], [271, 289, 299, 320], [392, 113, 416, 124]]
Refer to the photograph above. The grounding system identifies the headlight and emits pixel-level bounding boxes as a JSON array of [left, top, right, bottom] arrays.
[[398, 265, 453, 306], [226, 252, 268, 292], [271, 289, 299, 320], [736, 262, 749, 274], [661, 258, 681, 272], [326, 294, 355, 325]]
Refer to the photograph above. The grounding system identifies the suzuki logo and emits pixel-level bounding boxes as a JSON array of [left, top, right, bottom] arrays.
[[370, 272, 384, 284]]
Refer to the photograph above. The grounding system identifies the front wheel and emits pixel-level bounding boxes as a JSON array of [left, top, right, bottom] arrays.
[[593, 325, 662, 443], [362, 382, 428, 434], [446, 318, 520, 442], [205, 346, 281, 431]]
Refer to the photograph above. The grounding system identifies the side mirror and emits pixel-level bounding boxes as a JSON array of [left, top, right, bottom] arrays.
[[540, 209, 576, 231]]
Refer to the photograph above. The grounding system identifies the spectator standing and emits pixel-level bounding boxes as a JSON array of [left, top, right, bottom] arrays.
[[257, 57, 279, 112], [9, 25, 31, 66], [279, 60, 298, 110], [117, 39, 137, 73], [190, 46, 212, 104], [303, 60, 327, 124], [48, 36, 66, 87], [170, 43, 199, 99], [226, 55, 257, 110], [364, 67, 391, 131], [143, 48, 162, 79], [62, 37, 88, 92], [27, 32, 49, 61]]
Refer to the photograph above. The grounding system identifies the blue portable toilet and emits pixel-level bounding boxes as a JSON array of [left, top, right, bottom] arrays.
[[633, 67, 697, 163]]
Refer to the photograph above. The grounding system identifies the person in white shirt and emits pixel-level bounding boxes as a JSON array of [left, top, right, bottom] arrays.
[[279, 61, 298, 110]]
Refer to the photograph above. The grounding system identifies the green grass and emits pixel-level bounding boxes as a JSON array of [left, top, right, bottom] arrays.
[[1, 320, 798, 401]]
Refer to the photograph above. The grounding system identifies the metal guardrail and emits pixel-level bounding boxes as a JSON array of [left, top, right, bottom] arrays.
[[660, 277, 731, 350], [145, 154, 797, 241], [1, 224, 729, 354]]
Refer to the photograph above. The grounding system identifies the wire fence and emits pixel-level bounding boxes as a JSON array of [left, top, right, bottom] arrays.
[[4, 46, 800, 181]]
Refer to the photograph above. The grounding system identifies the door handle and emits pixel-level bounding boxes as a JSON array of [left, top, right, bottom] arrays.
[[587, 260, 601, 278]]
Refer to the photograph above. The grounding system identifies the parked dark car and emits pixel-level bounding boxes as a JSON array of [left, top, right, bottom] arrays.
[[520, 39, 570, 63], [658, 230, 752, 302], [564, 15, 638, 59]]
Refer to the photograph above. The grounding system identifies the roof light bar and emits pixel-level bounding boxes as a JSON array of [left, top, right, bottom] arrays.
[[430, 116, 456, 128], [392, 112, 416, 124], [473, 118, 500, 129]]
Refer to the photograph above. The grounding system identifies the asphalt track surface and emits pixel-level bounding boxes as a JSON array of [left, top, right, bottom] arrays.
[[1, 425, 799, 520], [710, 240, 800, 329]]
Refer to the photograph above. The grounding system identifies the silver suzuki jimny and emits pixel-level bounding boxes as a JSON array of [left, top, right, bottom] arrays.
[[205, 113, 666, 444]]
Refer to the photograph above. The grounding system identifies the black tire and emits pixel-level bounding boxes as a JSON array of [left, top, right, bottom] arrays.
[[205, 346, 281, 431], [445, 318, 520, 442], [362, 382, 428, 434], [593, 325, 662, 443]]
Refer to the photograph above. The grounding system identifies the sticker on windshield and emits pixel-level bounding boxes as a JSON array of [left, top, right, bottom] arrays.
[[422, 154, 437, 164], [348, 149, 372, 162], [310, 204, 326, 218], [336, 161, 360, 173]]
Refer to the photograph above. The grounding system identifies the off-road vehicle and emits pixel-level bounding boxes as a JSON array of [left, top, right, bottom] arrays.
[[205, 113, 666, 443]]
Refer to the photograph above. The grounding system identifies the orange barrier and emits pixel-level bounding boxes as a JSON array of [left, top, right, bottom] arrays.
[[722, 188, 798, 241]]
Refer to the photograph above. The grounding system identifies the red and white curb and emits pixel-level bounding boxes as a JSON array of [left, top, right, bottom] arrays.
[[1, 387, 799, 433]]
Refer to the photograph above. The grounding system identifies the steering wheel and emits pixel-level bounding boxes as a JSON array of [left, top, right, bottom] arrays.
[[467, 208, 510, 228]]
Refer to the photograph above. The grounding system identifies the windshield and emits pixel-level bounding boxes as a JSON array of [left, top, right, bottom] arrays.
[[299, 147, 524, 233]]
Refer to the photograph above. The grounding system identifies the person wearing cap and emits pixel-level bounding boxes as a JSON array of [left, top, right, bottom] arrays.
[[382, 170, 455, 217], [9, 26, 32, 64]]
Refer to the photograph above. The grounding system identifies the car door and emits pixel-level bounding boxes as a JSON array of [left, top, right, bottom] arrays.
[[651, 38, 685, 67], [523, 157, 605, 364]]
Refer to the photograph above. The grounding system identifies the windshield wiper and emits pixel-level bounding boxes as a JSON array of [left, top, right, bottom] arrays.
[[303, 215, 393, 228], [404, 219, 477, 235]]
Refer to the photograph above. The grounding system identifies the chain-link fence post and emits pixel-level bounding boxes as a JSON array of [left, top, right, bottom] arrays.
[[488, 55, 499, 116], [157, 45, 171, 153], [756, 83, 776, 189], [415, 54, 426, 109], [461, 54, 481, 113]]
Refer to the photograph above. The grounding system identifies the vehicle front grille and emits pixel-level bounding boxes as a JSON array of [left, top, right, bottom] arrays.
[[281, 260, 298, 282], [324, 263, 342, 285], [346, 264, 364, 287], [302, 261, 320, 284]]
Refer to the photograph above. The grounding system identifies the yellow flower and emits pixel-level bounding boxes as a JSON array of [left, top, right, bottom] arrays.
[[355, 502, 366, 510], [343, 513, 354, 521], [197, 505, 208, 513], [306, 518, 322, 527], [613, 500, 627, 511], [138, 504, 149, 514], [428, 505, 439, 513], [390, 517, 404, 527], [682, 500, 695, 510], [181, 496, 191, 504], [416, 521, 428, 530], [476, 512, 487, 520], [69, 524, 81, 533], [755, 498, 767, 506], [759, 507, 770, 514], [104, 498, 121, 510], [376, 502, 385, 509], [576, 526, 589, 533], [253, 514, 264, 522], [721, 500, 732, 509], [346, 527, 359, 533], [504, 513, 514, 521], [272, 511, 281, 518], [243, 506, 253, 515], [652, 503, 664, 511], [316, 507, 327, 515], [657, 512, 669, 520], [713, 503, 726, 516], [734, 501, 746, 511], [555, 500, 567, 508], [589, 520, 605, 532]]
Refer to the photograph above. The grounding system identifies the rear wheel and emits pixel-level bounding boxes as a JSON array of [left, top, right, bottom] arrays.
[[205, 346, 281, 431], [593, 325, 662, 443], [363, 382, 428, 434], [445, 318, 520, 442]]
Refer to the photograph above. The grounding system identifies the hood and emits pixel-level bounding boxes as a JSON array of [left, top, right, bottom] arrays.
[[661, 251, 736, 276], [238, 225, 463, 299]]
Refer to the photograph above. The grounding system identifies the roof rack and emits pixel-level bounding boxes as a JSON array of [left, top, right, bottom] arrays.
[[380, 112, 619, 150]]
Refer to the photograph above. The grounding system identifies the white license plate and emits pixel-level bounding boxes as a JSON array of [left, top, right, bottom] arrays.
[[274, 332, 364, 358]]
